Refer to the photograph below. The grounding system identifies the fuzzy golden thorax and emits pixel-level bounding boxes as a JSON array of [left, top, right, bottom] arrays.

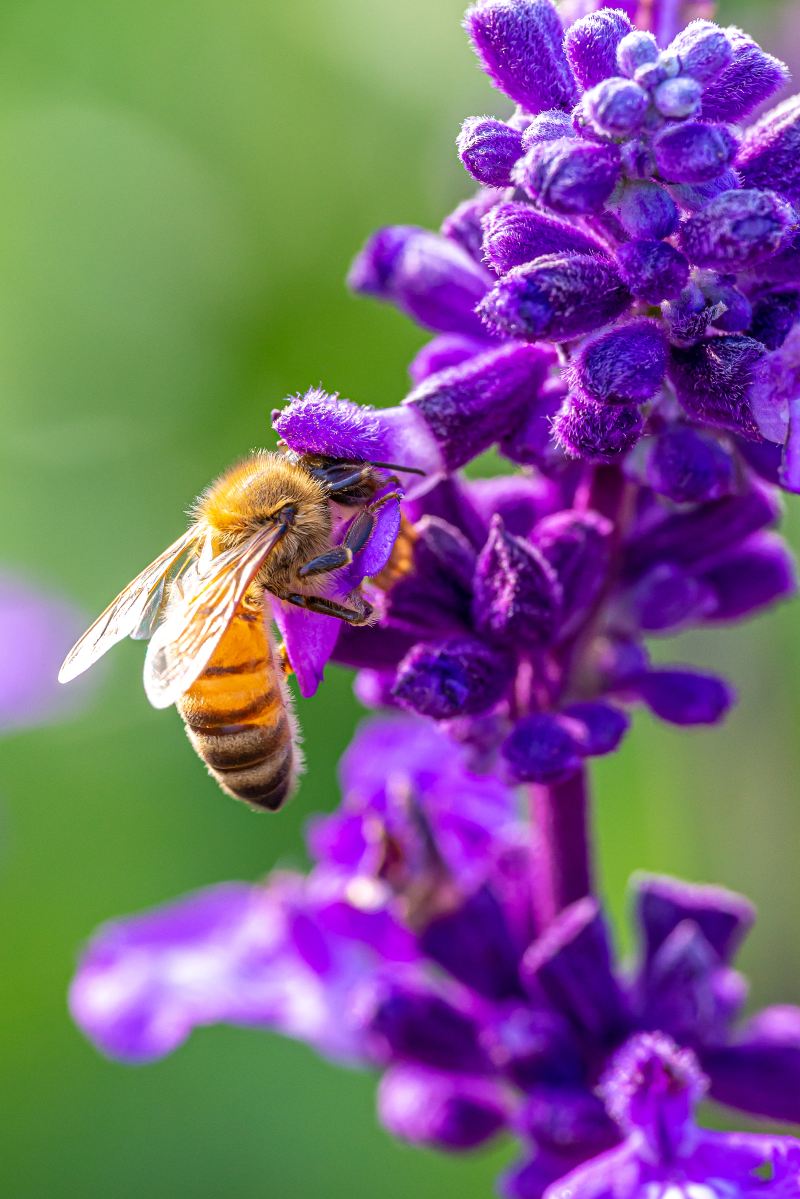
[[192, 451, 333, 595]]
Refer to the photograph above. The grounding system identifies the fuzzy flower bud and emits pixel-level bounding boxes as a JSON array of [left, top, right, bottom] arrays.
[[464, 0, 576, 113], [679, 189, 795, 272], [472, 515, 562, 647], [564, 8, 633, 90], [616, 30, 658, 78], [554, 396, 644, 463], [637, 669, 734, 725], [584, 77, 648, 138], [739, 95, 800, 210], [669, 335, 767, 439], [616, 239, 689, 303], [614, 181, 678, 240], [668, 19, 732, 85], [479, 254, 631, 342], [515, 138, 621, 215], [502, 713, 582, 783], [457, 117, 523, 187], [569, 319, 667, 405], [652, 76, 701, 120], [348, 226, 490, 336], [647, 426, 734, 504], [702, 28, 789, 124], [653, 121, 738, 184], [481, 202, 603, 274]]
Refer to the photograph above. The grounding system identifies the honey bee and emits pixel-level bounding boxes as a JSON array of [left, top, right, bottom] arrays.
[[59, 450, 405, 811]]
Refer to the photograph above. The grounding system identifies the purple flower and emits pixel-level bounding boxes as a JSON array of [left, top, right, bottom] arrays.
[[542, 1032, 800, 1198], [0, 572, 90, 732]]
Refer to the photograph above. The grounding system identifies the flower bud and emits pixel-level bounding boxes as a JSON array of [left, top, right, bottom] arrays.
[[636, 668, 734, 725], [502, 713, 582, 783], [624, 564, 716, 632], [739, 94, 800, 209], [409, 335, 488, 384], [404, 342, 553, 470], [669, 335, 767, 439], [569, 319, 667, 405], [532, 510, 613, 638], [473, 515, 562, 647], [348, 226, 491, 336], [393, 637, 512, 719], [653, 121, 738, 184], [668, 20, 732, 85], [481, 201, 603, 274], [379, 1067, 507, 1150], [479, 253, 631, 342], [464, 0, 576, 113], [441, 191, 503, 261], [679, 189, 795, 272], [564, 9, 633, 89], [647, 426, 734, 503], [749, 290, 800, 351], [554, 395, 643, 463], [702, 28, 789, 123], [457, 116, 524, 187], [700, 533, 797, 622], [515, 138, 621, 215], [614, 180, 678, 240], [653, 76, 701, 119], [521, 108, 575, 148], [616, 31, 658, 78], [365, 983, 490, 1071], [562, 702, 629, 756], [616, 239, 689, 303], [584, 77, 648, 138]]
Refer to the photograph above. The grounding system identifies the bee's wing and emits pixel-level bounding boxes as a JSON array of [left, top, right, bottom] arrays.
[[58, 528, 201, 684], [142, 521, 287, 710]]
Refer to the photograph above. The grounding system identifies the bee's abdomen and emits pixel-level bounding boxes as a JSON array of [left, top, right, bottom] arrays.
[[177, 607, 300, 811]]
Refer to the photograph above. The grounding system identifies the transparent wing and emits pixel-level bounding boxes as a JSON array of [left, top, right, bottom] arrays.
[[58, 528, 200, 684], [143, 522, 287, 709]]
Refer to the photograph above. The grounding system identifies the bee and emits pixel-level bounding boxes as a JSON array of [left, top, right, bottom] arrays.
[[59, 450, 405, 811]]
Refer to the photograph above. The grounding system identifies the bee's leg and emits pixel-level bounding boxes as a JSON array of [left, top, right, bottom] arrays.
[[277, 642, 293, 676], [282, 592, 373, 625], [298, 491, 403, 579]]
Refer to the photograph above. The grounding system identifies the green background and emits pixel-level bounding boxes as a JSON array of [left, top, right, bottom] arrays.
[[1, 0, 798, 1193]]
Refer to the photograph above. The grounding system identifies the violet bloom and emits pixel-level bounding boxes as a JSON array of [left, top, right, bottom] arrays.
[[70, 733, 800, 1192], [540, 1032, 800, 1199], [0, 571, 89, 732]]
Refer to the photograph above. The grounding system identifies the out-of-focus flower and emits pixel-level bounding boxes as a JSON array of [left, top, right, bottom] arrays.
[[0, 571, 89, 732]]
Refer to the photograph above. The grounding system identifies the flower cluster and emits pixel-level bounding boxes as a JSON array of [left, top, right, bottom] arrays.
[[68, 1, 800, 1196], [71, 718, 800, 1194]]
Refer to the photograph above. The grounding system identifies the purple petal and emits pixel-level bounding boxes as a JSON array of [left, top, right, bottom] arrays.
[[704, 1004, 800, 1125], [554, 396, 643, 464], [633, 872, 755, 967], [668, 335, 767, 440], [521, 897, 629, 1043], [271, 596, 341, 699], [645, 426, 734, 504], [393, 636, 513, 719], [409, 335, 490, 384], [561, 702, 629, 757], [420, 886, 522, 1001], [699, 533, 797, 623], [363, 981, 490, 1073]]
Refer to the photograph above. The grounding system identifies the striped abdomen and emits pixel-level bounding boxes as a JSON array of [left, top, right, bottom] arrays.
[[177, 603, 301, 810]]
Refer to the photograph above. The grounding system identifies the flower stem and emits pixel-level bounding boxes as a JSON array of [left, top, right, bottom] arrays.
[[530, 767, 593, 929]]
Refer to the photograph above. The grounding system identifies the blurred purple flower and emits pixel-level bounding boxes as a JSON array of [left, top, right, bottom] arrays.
[[0, 571, 89, 732]]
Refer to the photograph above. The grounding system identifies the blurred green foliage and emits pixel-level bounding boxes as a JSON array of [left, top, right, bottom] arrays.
[[0, 0, 797, 1194]]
